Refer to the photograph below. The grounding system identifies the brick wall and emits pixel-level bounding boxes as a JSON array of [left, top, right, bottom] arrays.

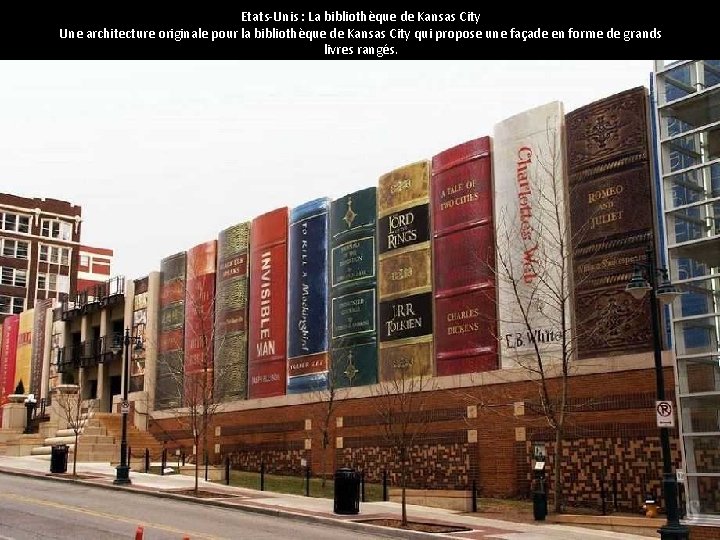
[[151, 366, 681, 509]]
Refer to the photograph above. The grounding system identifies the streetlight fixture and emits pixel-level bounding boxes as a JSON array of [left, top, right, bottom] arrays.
[[112, 328, 143, 485], [625, 248, 688, 540]]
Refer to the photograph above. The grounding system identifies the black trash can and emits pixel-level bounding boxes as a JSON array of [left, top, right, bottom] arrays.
[[50, 444, 68, 474], [334, 468, 361, 514], [533, 479, 548, 521]]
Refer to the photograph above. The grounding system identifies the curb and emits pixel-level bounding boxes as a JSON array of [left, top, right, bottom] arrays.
[[0, 467, 459, 539]]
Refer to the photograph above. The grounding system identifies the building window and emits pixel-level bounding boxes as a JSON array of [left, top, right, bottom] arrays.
[[0, 267, 27, 287], [40, 219, 72, 241], [38, 273, 46, 290], [60, 247, 70, 265], [80, 254, 90, 267], [1, 239, 29, 259], [50, 247, 59, 264], [0, 295, 24, 314], [1, 213, 30, 234], [48, 274, 57, 291]]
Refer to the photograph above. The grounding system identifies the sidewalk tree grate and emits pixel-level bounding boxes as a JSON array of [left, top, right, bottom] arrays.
[[355, 519, 472, 533]]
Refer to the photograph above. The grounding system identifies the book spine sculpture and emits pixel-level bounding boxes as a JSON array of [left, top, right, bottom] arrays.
[[377, 160, 434, 380], [329, 187, 378, 387]]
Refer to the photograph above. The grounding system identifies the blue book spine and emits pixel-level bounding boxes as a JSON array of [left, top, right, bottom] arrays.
[[287, 198, 331, 394]]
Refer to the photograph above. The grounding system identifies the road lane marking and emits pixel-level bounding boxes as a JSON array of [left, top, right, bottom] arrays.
[[0, 493, 225, 540]]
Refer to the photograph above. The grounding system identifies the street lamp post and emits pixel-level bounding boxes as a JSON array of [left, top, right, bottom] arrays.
[[626, 248, 689, 540], [113, 328, 142, 486]]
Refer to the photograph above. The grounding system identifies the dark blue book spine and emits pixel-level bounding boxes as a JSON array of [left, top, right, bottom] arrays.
[[287, 198, 330, 394], [329, 186, 378, 387]]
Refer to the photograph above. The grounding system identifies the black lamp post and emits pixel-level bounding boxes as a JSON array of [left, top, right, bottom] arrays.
[[113, 328, 142, 486], [625, 248, 689, 540]]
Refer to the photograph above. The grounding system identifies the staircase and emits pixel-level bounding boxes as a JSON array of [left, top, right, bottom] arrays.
[[30, 412, 117, 462], [93, 413, 165, 462]]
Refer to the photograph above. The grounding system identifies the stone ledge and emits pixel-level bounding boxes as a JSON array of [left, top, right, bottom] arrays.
[[548, 513, 665, 528], [389, 488, 473, 512]]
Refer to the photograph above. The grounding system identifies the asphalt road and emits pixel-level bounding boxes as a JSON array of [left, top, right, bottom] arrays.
[[0, 474, 397, 539]]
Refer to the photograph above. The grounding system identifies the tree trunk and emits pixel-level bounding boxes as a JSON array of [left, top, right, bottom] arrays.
[[194, 435, 199, 495], [73, 431, 79, 477], [400, 448, 408, 526], [321, 433, 328, 488], [553, 427, 562, 513]]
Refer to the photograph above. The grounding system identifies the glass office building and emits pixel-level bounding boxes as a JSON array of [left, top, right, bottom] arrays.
[[653, 60, 720, 525]]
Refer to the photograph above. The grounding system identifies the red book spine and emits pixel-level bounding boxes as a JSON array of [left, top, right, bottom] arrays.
[[0, 315, 20, 409], [184, 241, 217, 404], [431, 136, 498, 375], [248, 207, 289, 398]]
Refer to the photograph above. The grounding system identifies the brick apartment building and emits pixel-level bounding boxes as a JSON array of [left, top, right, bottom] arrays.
[[0, 193, 82, 320]]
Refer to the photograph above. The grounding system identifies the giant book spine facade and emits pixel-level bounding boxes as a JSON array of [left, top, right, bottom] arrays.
[[0, 315, 19, 417], [377, 161, 434, 380], [15, 309, 33, 390], [493, 102, 571, 369], [215, 222, 250, 402], [431, 137, 498, 376], [30, 299, 52, 395], [184, 241, 217, 404], [330, 187, 378, 387], [156, 252, 186, 410], [287, 198, 330, 394], [248, 207, 289, 399], [566, 87, 655, 357]]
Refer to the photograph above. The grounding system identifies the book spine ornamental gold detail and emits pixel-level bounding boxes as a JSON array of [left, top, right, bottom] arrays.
[[377, 160, 433, 380], [214, 222, 250, 401]]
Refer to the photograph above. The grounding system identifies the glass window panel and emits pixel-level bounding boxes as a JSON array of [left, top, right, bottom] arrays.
[[680, 357, 720, 394], [689, 476, 720, 515], [688, 436, 720, 474], [680, 394, 720, 433]]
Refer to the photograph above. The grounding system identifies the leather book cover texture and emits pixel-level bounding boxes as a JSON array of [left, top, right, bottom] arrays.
[[248, 207, 289, 399], [184, 241, 217, 404], [214, 222, 250, 402], [493, 101, 571, 369], [377, 160, 434, 380], [330, 186, 378, 388], [566, 87, 655, 358], [287, 198, 331, 394], [155, 251, 186, 410], [0, 315, 19, 414], [14, 309, 33, 392], [431, 137, 498, 376], [30, 299, 52, 395]]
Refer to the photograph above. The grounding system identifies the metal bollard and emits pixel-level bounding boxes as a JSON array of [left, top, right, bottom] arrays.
[[472, 479, 478, 512], [225, 456, 230, 486], [601, 476, 607, 516], [305, 466, 310, 497], [361, 470, 365, 502], [144, 448, 150, 473], [161, 448, 167, 476], [128, 446, 132, 468], [260, 462, 265, 491], [382, 470, 388, 502]]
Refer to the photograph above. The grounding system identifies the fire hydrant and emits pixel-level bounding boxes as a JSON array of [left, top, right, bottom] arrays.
[[643, 496, 659, 518]]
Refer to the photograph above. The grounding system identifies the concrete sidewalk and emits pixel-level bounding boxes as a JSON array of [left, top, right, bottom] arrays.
[[0, 455, 654, 540]]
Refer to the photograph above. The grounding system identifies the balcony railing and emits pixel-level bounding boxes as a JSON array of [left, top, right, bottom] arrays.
[[61, 276, 125, 321], [57, 333, 123, 371]]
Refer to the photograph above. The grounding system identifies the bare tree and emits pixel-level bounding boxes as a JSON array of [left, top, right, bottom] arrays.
[[494, 116, 576, 513], [372, 365, 435, 526], [307, 366, 348, 488], [55, 384, 94, 477], [154, 248, 227, 495]]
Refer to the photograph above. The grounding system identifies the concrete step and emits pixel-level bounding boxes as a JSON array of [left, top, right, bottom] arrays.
[[31, 444, 76, 456], [44, 436, 77, 446], [54, 429, 79, 438]]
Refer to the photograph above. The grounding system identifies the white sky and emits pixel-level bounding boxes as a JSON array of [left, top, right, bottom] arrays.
[[0, 60, 653, 279]]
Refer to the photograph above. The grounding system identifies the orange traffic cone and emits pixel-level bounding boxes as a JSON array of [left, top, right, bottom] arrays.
[[135, 526, 143, 540]]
